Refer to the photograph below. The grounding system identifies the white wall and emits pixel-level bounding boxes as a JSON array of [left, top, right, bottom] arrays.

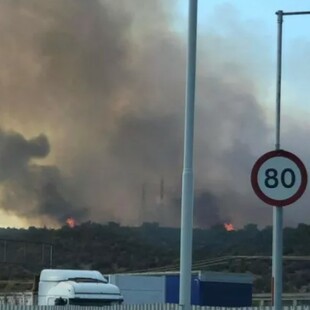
[[109, 275, 166, 304]]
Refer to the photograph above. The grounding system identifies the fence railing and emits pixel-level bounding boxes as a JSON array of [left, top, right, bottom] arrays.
[[0, 305, 308, 310], [0, 291, 310, 309]]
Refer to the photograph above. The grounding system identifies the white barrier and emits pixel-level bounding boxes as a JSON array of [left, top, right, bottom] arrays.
[[0, 292, 310, 309], [0, 305, 307, 310]]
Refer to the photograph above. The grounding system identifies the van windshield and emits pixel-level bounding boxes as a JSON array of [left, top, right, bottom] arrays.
[[68, 277, 107, 283]]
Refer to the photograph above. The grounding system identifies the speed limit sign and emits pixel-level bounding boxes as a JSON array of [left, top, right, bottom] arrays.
[[251, 150, 307, 206]]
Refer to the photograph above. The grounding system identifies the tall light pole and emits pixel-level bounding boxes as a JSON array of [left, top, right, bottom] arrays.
[[179, 1, 198, 310], [273, 10, 283, 310]]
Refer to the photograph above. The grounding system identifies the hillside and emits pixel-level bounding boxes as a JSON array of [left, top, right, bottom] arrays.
[[0, 222, 310, 293]]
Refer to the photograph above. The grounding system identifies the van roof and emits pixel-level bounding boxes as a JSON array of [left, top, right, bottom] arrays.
[[40, 269, 106, 282]]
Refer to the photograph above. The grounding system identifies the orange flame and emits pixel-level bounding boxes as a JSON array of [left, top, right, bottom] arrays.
[[224, 223, 234, 231], [66, 217, 77, 228]]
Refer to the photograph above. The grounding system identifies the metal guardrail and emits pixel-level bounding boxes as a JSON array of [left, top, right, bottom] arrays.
[[253, 293, 310, 307]]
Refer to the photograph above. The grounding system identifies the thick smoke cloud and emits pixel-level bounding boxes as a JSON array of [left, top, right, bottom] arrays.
[[0, 131, 49, 181], [0, 0, 307, 228], [0, 130, 88, 224]]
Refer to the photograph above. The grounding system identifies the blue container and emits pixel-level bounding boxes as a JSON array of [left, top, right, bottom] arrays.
[[165, 271, 253, 307], [165, 274, 200, 305], [199, 280, 252, 307]]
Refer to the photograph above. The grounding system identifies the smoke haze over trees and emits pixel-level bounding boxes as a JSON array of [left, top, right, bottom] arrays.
[[0, 1, 309, 228]]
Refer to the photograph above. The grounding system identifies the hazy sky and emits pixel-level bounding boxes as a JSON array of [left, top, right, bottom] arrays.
[[177, 1, 310, 227], [178, 0, 310, 112], [179, 1, 310, 41], [1, 1, 310, 229]]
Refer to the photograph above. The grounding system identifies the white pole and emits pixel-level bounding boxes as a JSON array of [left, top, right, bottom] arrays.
[[272, 10, 283, 310], [179, 1, 198, 310]]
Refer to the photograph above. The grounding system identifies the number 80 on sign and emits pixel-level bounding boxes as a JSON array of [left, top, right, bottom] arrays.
[[251, 150, 307, 207]]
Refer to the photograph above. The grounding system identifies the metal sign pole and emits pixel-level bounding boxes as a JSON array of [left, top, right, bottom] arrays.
[[273, 10, 283, 310], [179, 1, 198, 310], [252, 10, 310, 309]]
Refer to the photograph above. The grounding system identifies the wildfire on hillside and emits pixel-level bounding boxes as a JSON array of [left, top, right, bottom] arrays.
[[66, 217, 77, 228], [224, 223, 235, 231]]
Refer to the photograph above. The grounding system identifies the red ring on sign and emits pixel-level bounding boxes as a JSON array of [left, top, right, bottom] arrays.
[[251, 150, 307, 207]]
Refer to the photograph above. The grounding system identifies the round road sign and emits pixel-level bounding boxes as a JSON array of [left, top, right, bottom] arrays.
[[251, 150, 307, 207]]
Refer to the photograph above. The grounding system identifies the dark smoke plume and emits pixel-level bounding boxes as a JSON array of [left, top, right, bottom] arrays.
[[172, 191, 228, 229], [0, 0, 307, 228], [0, 130, 88, 224]]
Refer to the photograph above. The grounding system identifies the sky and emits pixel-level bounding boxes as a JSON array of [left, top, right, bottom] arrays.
[[177, 0, 310, 149], [177, 0, 310, 112], [179, 1, 310, 40], [0, 1, 310, 229]]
